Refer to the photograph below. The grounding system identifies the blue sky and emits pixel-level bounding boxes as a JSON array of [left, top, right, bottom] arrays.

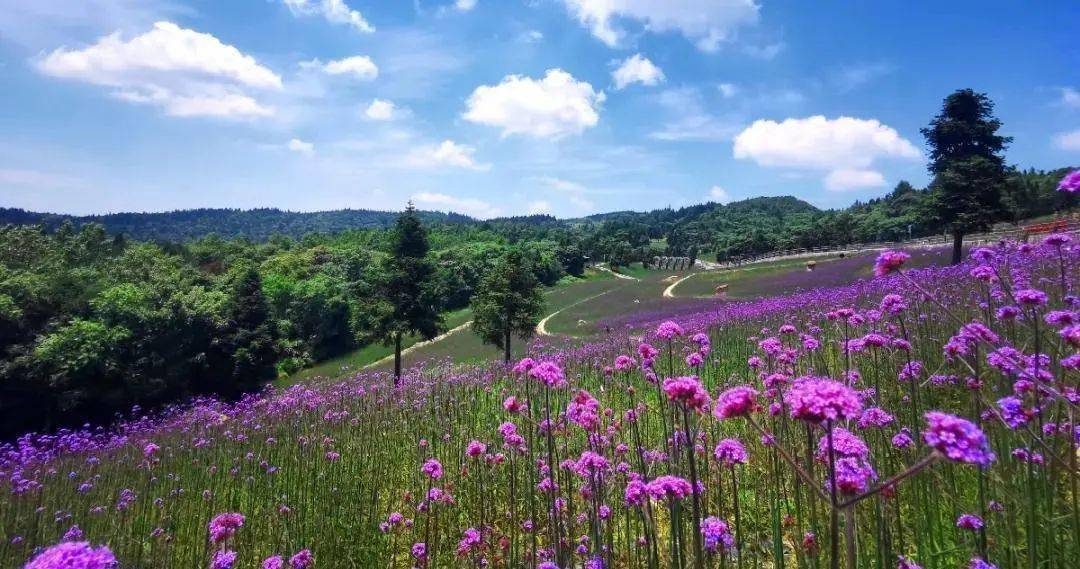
[[1, 0, 1077, 218]]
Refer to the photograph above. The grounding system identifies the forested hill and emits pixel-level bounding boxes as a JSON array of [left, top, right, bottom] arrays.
[[0, 207, 474, 242]]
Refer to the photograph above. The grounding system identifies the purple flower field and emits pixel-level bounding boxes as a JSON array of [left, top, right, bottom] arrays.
[[2, 236, 1077, 569]]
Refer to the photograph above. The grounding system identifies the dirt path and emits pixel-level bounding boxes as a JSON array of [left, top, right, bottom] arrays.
[[364, 321, 473, 369], [536, 288, 621, 336], [595, 265, 640, 281], [662, 273, 697, 298]]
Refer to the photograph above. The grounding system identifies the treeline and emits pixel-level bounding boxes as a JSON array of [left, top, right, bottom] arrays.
[[0, 217, 581, 436]]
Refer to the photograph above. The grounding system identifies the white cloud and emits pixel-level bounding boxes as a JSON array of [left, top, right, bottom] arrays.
[[833, 62, 894, 92], [288, 138, 315, 156], [650, 87, 739, 142], [282, 0, 373, 33], [824, 169, 886, 191], [455, 0, 478, 12], [611, 54, 665, 89], [708, 185, 732, 204], [519, 30, 544, 43], [741, 42, 784, 60], [304, 55, 378, 80], [407, 140, 491, 171], [1054, 129, 1080, 151], [1061, 88, 1080, 108], [733, 115, 920, 190], [412, 191, 500, 218], [36, 21, 280, 118], [364, 99, 399, 121], [463, 68, 604, 139], [527, 200, 552, 215], [717, 83, 738, 98], [562, 0, 760, 51]]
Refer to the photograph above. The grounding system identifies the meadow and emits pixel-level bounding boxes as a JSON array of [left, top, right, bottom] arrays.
[[3, 235, 1077, 569]]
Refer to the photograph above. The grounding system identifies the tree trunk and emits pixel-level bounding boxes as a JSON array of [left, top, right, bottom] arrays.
[[951, 230, 964, 265], [393, 332, 402, 385], [504, 328, 511, 364]]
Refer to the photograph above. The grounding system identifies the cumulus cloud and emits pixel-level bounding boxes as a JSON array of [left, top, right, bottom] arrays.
[[1055, 129, 1080, 151], [282, 0, 373, 32], [463, 69, 604, 139], [612, 54, 665, 89], [303, 55, 378, 80], [406, 140, 491, 171], [364, 99, 400, 121], [709, 185, 732, 204], [288, 138, 315, 156], [733, 115, 920, 190], [561, 0, 759, 51], [412, 191, 499, 218], [36, 21, 280, 118]]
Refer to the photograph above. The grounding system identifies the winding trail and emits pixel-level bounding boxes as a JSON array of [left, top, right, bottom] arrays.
[[536, 288, 622, 336], [662, 273, 697, 298], [364, 321, 474, 369], [595, 265, 640, 281]]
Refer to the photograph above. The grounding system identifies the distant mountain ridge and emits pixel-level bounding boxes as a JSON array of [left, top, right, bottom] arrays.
[[0, 197, 822, 242]]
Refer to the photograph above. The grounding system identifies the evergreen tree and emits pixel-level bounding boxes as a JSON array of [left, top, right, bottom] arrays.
[[229, 266, 277, 388], [471, 247, 545, 363], [374, 203, 442, 382], [921, 89, 1011, 264]]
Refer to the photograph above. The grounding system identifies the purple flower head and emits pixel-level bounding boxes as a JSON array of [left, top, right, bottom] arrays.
[[1057, 169, 1080, 193], [1042, 233, 1071, 247], [656, 321, 685, 340], [713, 385, 759, 419], [142, 442, 160, 459], [816, 428, 869, 461], [713, 438, 748, 467], [996, 396, 1031, 429], [897, 555, 924, 569], [1015, 289, 1048, 306], [922, 412, 995, 467], [421, 458, 443, 480], [208, 512, 244, 543], [662, 376, 710, 410], [701, 516, 735, 552], [638, 343, 659, 359], [289, 549, 313, 569], [646, 475, 693, 501], [858, 407, 895, 429], [25, 542, 117, 569], [466, 440, 487, 458], [685, 351, 705, 368], [512, 357, 537, 373], [456, 527, 482, 556], [262, 556, 284, 569], [613, 354, 636, 371], [210, 551, 238, 569], [624, 479, 648, 507], [828, 457, 877, 495], [784, 377, 862, 424], [411, 543, 427, 561], [969, 559, 998, 569], [956, 514, 984, 530], [529, 361, 567, 388], [880, 294, 908, 314], [874, 250, 910, 277]]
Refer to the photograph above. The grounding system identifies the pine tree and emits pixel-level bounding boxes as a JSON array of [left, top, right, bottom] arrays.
[[230, 266, 277, 388], [921, 89, 1011, 264], [374, 203, 442, 382], [471, 247, 545, 363]]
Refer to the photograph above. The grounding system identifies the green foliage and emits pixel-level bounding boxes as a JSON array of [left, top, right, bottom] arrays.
[[470, 247, 545, 362]]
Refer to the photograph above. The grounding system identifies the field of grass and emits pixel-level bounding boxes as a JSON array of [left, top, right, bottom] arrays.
[[6, 238, 1075, 569], [672, 246, 958, 299]]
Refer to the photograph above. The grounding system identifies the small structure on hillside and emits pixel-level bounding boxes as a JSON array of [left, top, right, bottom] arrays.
[[806, 260, 817, 272]]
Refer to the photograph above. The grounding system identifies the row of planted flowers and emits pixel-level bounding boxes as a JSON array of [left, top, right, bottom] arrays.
[[3, 231, 1077, 568]]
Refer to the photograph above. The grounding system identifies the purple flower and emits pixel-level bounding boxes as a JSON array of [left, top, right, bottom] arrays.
[[1042, 233, 1071, 247], [874, 250, 910, 277], [996, 396, 1030, 429], [613, 354, 636, 371], [685, 351, 704, 367], [828, 457, 877, 495], [922, 412, 995, 467], [210, 550, 237, 569], [784, 377, 862, 424], [713, 385, 759, 419], [142, 442, 160, 459], [262, 556, 285, 569], [624, 479, 648, 506], [421, 458, 443, 480], [656, 321, 685, 340], [969, 558, 998, 569], [662, 376, 710, 410], [289, 549, 313, 569], [411, 543, 427, 561], [63, 525, 84, 542], [714, 438, 748, 467], [208, 512, 244, 543], [465, 440, 487, 458], [897, 555, 923, 569], [528, 361, 567, 388], [1015, 289, 1048, 306], [646, 475, 693, 501], [956, 514, 984, 530], [701, 516, 735, 552], [25, 542, 117, 569], [1057, 169, 1080, 193], [817, 428, 870, 461], [456, 527, 482, 556], [858, 407, 895, 429], [512, 357, 537, 373]]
